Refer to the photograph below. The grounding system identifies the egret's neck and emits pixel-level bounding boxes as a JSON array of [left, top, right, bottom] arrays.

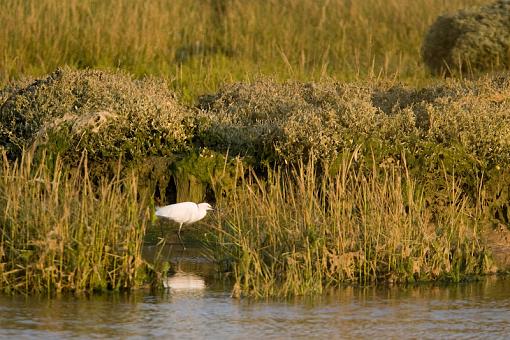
[[195, 207, 207, 221]]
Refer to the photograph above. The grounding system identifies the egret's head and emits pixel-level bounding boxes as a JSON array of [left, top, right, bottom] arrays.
[[198, 202, 213, 211]]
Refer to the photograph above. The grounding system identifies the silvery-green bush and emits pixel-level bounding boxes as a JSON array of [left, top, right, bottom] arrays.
[[197, 79, 419, 163], [379, 75, 510, 167], [197, 74, 510, 173], [0, 67, 194, 163], [422, 0, 510, 76]]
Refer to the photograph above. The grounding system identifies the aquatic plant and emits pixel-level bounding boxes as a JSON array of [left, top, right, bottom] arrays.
[[0, 150, 154, 295]]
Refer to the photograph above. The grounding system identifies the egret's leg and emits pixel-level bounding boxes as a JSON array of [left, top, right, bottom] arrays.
[[177, 223, 186, 250]]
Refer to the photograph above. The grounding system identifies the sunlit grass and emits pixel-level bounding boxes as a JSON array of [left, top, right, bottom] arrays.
[[0, 147, 497, 297], [0, 150, 153, 295], [0, 0, 502, 297], [0, 0, 490, 101], [208, 153, 493, 298]]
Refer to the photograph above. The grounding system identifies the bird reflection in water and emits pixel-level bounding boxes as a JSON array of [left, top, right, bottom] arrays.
[[163, 271, 206, 291]]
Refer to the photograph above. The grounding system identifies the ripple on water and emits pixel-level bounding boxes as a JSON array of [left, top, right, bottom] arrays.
[[1, 250, 509, 339]]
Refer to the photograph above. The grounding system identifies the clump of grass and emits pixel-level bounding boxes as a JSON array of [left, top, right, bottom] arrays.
[[209, 153, 494, 298], [0, 150, 154, 295], [422, 0, 510, 76]]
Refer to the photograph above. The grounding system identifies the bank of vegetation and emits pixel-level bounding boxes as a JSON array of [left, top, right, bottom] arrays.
[[1, 0, 510, 297], [1, 66, 509, 296]]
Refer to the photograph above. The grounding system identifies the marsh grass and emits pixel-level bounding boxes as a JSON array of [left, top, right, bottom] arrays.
[[0, 150, 153, 295], [1, 0, 490, 100], [209, 152, 493, 298], [0, 0, 505, 298]]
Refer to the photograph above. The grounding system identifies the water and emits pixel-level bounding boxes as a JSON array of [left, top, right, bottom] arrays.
[[1, 243, 509, 339]]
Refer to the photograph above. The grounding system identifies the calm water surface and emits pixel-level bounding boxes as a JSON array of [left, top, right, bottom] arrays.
[[1, 244, 509, 339]]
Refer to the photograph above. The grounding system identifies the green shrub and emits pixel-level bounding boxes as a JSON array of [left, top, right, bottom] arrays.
[[422, 0, 510, 76], [0, 67, 194, 164], [198, 74, 510, 167], [197, 79, 419, 163], [376, 74, 510, 166]]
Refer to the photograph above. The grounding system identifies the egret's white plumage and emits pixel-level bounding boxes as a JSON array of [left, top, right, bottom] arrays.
[[155, 202, 213, 242]]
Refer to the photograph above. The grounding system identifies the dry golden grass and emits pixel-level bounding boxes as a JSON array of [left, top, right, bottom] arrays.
[[0, 150, 153, 294], [0, 0, 491, 100], [208, 154, 493, 298], [1, 0, 508, 298]]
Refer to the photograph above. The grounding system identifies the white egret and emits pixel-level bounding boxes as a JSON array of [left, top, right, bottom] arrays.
[[155, 202, 213, 247]]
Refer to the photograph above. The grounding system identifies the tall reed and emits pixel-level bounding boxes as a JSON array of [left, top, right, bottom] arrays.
[[0, 150, 152, 294], [210, 153, 493, 298]]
